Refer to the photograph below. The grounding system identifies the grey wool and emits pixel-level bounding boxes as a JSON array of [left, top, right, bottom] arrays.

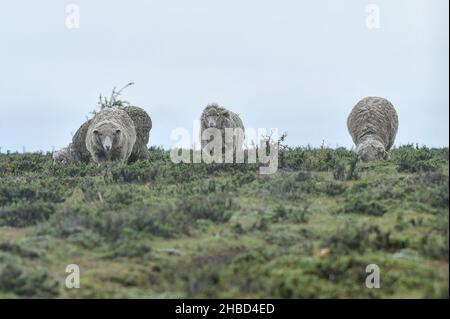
[[123, 106, 152, 162], [86, 108, 137, 164], [200, 103, 245, 152], [347, 97, 399, 161], [70, 119, 93, 163], [54, 106, 152, 165]]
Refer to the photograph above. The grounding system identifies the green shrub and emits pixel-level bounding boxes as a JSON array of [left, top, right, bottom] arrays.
[[0, 243, 39, 259], [323, 182, 347, 196], [322, 224, 406, 254], [332, 161, 346, 181], [338, 193, 387, 216], [0, 202, 55, 227], [346, 157, 360, 180], [414, 172, 449, 209], [42, 194, 235, 242], [0, 145, 447, 298], [393, 145, 441, 173], [296, 169, 312, 182], [0, 263, 59, 298], [419, 230, 449, 260]]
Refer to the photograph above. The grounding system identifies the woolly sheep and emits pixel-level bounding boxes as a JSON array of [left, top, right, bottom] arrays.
[[347, 97, 399, 161], [54, 106, 152, 165], [85, 107, 137, 164], [200, 104, 245, 153]]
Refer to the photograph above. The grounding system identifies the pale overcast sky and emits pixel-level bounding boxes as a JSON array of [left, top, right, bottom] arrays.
[[0, 0, 448, 152]]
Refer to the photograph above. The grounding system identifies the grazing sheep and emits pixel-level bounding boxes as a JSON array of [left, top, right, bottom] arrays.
[[86, 108, 137, 164], [200, 104, 245, 153], [54, 106, 152, 165], [347, 97, 399, 161]]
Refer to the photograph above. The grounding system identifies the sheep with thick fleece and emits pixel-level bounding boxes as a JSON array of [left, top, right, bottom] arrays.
[[347, 97, 398, 161], [54, 106, 152, 165], [85, 108, 136, 164], [200, 104, 245, 153]]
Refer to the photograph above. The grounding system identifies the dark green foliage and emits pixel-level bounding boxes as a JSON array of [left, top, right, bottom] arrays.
[[41, 193, 234, 242], [419, 229, 449, 260], [414, 171, 449, 209], [0, 202, 55, 227], [392, 145, 446, 173], [333, 156, 359, 181], [333, 161, 346, 180], [0, 263, 59, 297], [97, 82, 134, 110], [346, 157, 360, 180], [323, 182, 347, 196], [0, 145, 447, 298], [110, 164, 159, 183], [338, 189, 388, 216], [0, 180, 64, 206], [322, 224, 406, 254], [272, 204, 310, 224], [0, 243, 39, 259], [279, 145, 356, 172]]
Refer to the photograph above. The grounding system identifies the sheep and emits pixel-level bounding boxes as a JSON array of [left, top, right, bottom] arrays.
[[85, 107, 137, 164], [200, 104, 245, 155], [347, 97, 399, 161], [54, 106, 152, 165]]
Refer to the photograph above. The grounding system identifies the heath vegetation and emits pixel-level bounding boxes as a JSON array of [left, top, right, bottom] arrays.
[[0, 144, 448, 298]]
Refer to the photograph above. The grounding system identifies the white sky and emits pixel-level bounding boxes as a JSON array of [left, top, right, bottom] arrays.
[[0, 0, 448, 152]]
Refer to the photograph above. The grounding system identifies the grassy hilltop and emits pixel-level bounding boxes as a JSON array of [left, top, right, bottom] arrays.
[[0, 145, 448, 298]]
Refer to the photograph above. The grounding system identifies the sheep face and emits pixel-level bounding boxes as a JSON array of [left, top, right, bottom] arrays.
[[93, 123, 122, 154], [357, 140, 388, 162], [203, 111, 231, 129], [204, 114, 219, 128]]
